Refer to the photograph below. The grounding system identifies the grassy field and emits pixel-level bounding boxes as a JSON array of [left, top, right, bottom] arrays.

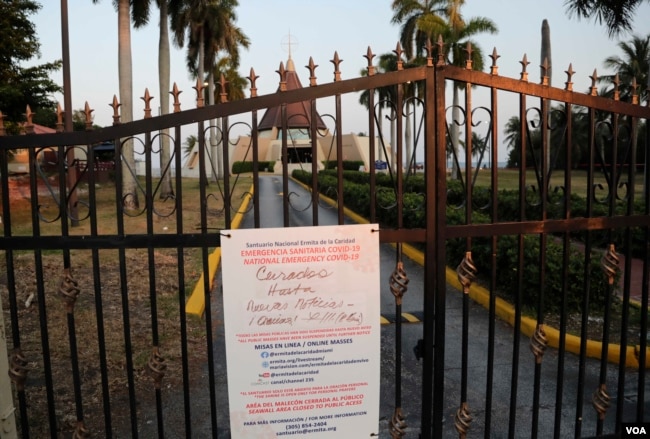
[[469, 167, 647, 197], [3, 175, 253, 236], [0, 175, 251, 436]]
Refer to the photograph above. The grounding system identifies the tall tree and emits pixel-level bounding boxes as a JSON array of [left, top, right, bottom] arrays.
[[359, 53, 415, 172], [391, 0, 448, 60], [600, 34, 650, 104], [564, 0, 649, 37], [0, 0, 61, 134], [170, 0, 248, 179], [94, 0, 151, 209], [541, 19, 552, 173], [392, 0, 497, 178], [358, 61, 394, 165], [157, 0, 174, 199]]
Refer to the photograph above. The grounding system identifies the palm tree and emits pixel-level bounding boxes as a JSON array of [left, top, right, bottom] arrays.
[[210, 56, 248, 101], [94, 0, 151, 209], [564, 0, 648, 37], [359, 52, 416, 172], [599, 34, 650, 194], [391, 0, 448, 60], [157, 0, 174, 199], [358, 65, 392, 165], [393, 0, 497, 179], [207, 55, 249, 179], [204, 12, 249, 179], [183, 134, 198, 159], [170, 0, 248, 179], [599, 34, 650, 104]]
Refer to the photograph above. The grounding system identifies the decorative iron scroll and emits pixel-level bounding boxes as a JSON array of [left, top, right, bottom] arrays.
[[601, 244, 619, 286], [592, 383, 610, 420], [389, 261, 409, 306], [72, 420, 90, 438], [456, 251, 477, 294], [530, 323, 548, 364], [389, 406, 407, 438], [454, 401, 472, 438], [59, 268, 81, 313], [9, 349, 28, 391], [148, 347, 166, 389]]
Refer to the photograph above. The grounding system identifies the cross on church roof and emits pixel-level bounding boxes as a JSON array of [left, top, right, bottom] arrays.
[[281, 31, 299, 60]]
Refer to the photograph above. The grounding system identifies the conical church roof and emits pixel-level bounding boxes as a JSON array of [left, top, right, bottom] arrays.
[[258, 57, 327, 133]]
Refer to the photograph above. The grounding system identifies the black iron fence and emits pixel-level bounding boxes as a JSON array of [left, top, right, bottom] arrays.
[[0, 42, 648, 438]]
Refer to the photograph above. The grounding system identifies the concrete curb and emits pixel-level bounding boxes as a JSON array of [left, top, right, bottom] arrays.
[[185, 188, 253, 317]]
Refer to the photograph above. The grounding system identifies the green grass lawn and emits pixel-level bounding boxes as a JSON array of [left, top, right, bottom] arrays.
[[470, 167, 646, 197]]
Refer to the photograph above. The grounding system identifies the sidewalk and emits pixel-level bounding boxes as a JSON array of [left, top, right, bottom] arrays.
[[618, 252, 647, 304]]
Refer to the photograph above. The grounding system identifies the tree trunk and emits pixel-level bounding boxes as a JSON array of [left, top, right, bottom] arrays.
[[450, 85, 461, 180], [158, 0, 173, 198], [118, 0, 138, 209], [207, 71, 220, 181], [541, 19, 552, 175], [378, 106, 385, 162], [198, 27, 211, 181], [405, 103, 412, 172], [390, 108, 397, 173]]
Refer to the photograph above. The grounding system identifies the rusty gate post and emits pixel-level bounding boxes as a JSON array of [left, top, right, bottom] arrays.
[[0, 291, 18, 439]]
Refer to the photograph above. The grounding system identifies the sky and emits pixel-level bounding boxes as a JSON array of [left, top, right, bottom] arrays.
[[29, 0, 650, 159]]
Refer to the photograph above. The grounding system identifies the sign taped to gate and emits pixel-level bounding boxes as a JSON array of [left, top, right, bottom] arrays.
[[221, 224, 380, 437]]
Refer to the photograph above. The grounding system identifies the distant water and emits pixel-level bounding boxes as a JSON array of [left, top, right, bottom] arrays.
[[454, 161, 508, 169]]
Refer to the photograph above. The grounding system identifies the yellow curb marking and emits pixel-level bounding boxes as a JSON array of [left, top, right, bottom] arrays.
[[185, 189, 253, 317]]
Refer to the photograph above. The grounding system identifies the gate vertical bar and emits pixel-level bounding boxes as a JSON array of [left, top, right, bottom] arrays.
[[0, 263, 17, 438], [113, 135, 139, 438], [196, 82, 219, 434], [638, 95, 650, 421], [531, 88, 550, 439], [485, 66, 499, 437], [454, 59, 476, 439], [56, 120, 86, 435], [420, 47, 437, 439], [86, 144, 113, 436], [331, 53, 345, 225], [553, 97, 573, 439], [430, 59, 448, 439], [1, 119, 28, 438], [594, 109, 620, 436], [615, 111, 638, 428], [0, 129, 16, 436], [173, 110, 193, 436], [247, 69, 261, 229], [27, 143, 57, 438], [509, 79, 528, 438], [575, 99, 597, 439], [388, 45, 407, 439], [306, 57, 320, 226], [142, 112, 166, 437], [220, 79, 232, 228], [365, 48, 377, 223]]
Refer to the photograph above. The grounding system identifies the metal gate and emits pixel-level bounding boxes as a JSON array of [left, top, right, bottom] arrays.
[[0, 41, 648, 438]]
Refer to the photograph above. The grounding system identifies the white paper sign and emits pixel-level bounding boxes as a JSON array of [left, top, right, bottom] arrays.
[[221, 224, 380, 438]]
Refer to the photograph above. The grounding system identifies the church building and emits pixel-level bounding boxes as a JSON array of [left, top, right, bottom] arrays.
[[184, 55, 391, 177]]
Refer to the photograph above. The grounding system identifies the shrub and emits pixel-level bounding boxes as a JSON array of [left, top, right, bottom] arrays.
[[232, 161, 275, 173], [295, 169, 624, 315], [322, 160, 365, 171]]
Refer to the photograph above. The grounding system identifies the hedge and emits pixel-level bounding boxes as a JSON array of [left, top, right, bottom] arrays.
[[293, 169, 631, 314], [232, 161, 275, 173]]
